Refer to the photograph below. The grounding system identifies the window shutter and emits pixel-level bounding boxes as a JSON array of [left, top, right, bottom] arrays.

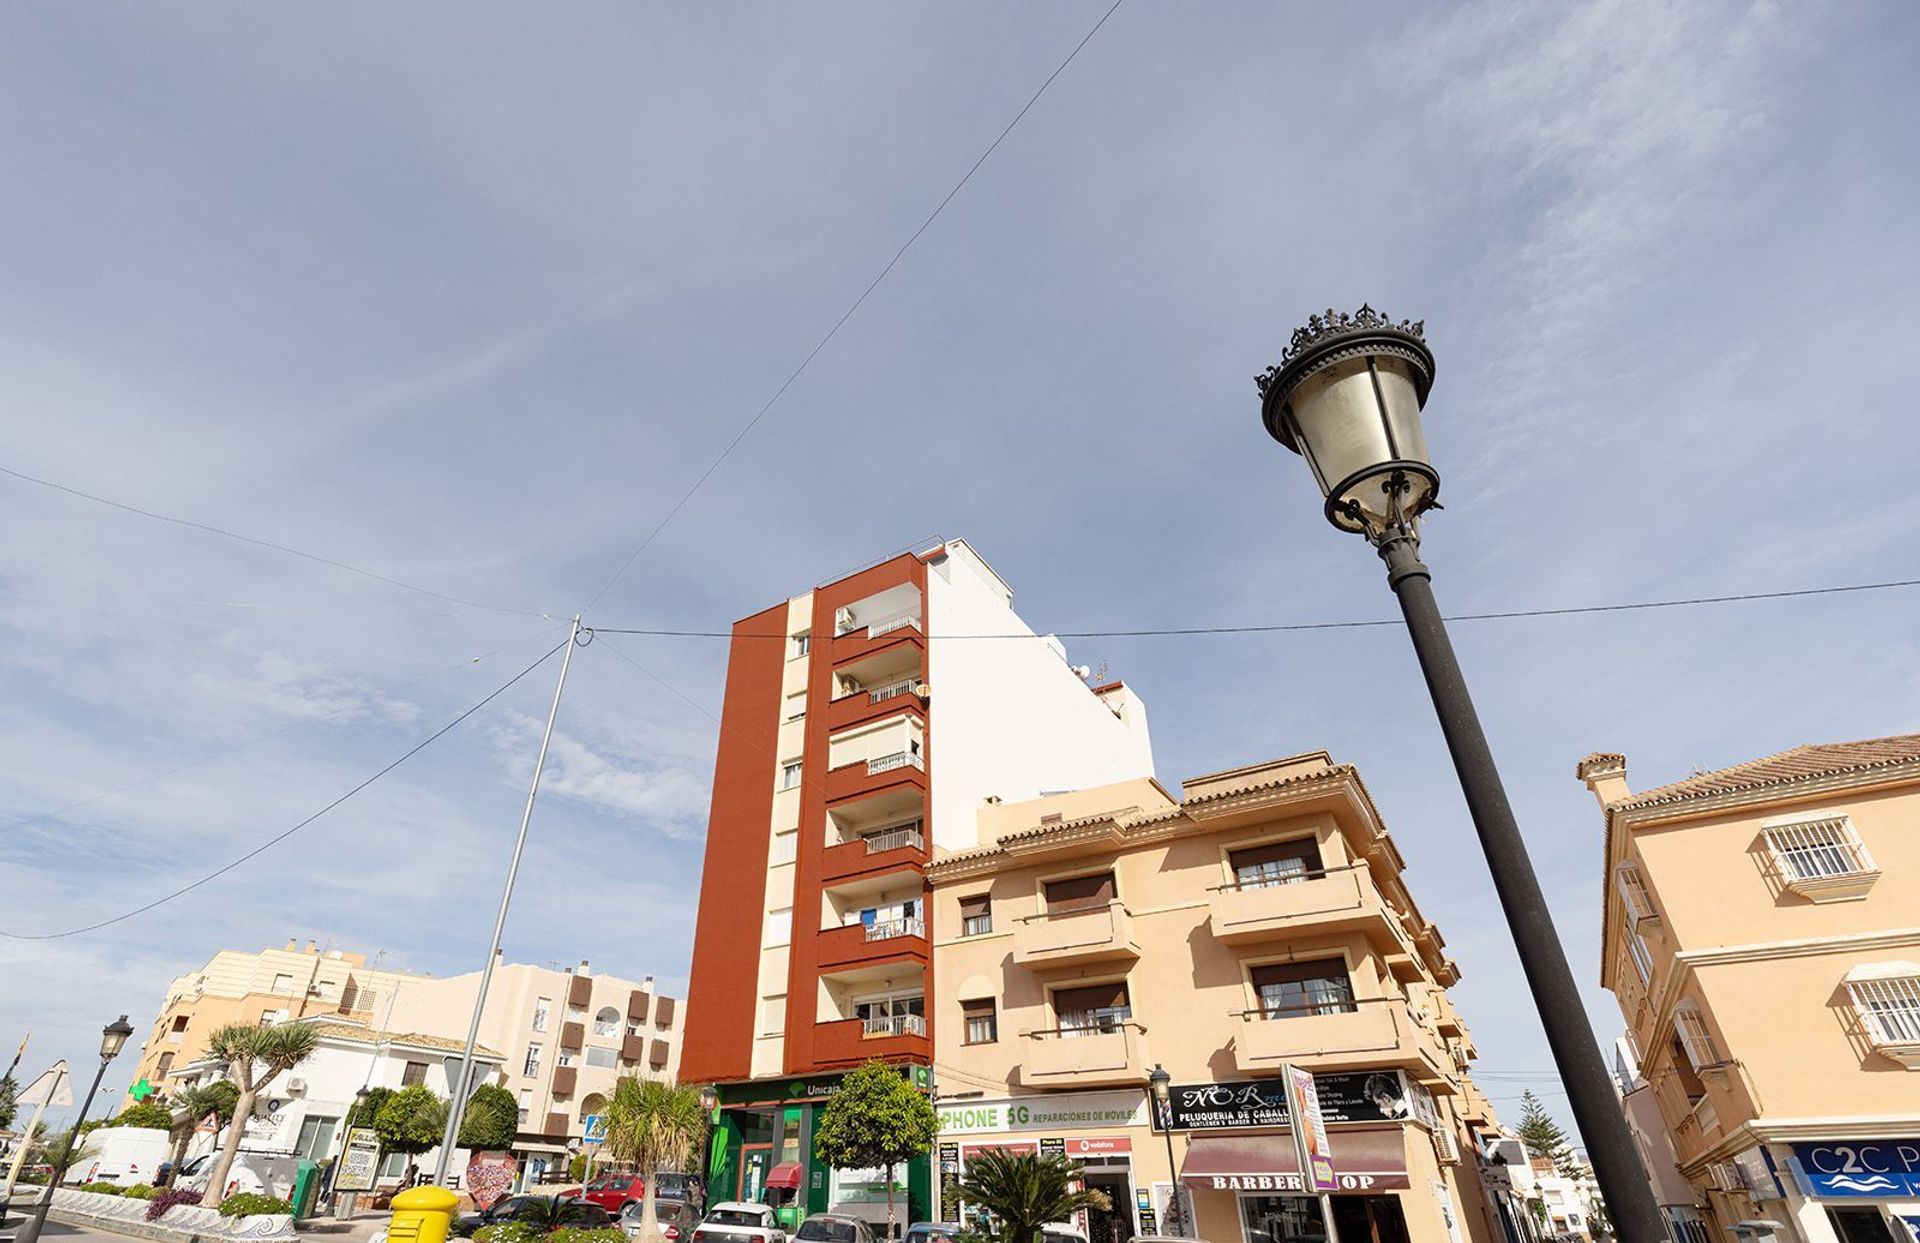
[[1044, 872, 1116, 913], [1229, 839, 1322, 872], [959, 894, 990, 922]]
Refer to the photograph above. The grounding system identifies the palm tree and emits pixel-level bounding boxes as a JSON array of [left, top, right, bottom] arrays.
[[513, 1195, 590, 1232], [163, 1083, 237, 1185], [199, 1023, 319, 1207], [957, 1150, 1111, 1243], [598, 1078, 707, 1243]]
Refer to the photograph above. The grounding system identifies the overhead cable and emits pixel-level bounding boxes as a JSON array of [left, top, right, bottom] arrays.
[[0, 638, 570, 941], [593, 574, 1920, 641], [0, 463, 553, 620], [578, 0, 1129, 611]]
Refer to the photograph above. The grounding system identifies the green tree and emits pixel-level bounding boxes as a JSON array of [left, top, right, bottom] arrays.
[[200, 1023, 320, 1208], [460, 1083, 520, 1153], [376, 1084, 451, 1183], [349, 1086, 394, 1128], [113, 1100, 176, 1130], [956, 1150, 1110, 1243], [162, 1082, 241, 1186], [0, 1074, 18, 1131], [599, 1077, 708, 1243], [813, 1061, 939, 1240], [513, 1196, 590, 1232], [1515, 1091, 1582, 1176]]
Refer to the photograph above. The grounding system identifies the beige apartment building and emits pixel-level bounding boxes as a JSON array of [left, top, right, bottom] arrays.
[[387, 958, 682, 1181], [1579, 736, 1920, 1243], [129, 940, 428, 1101], [930, 753, 1507, 1243]]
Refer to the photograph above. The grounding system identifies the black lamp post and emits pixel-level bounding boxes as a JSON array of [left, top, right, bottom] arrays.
[[17, 1015, 135, 1243], [1255, 307, 1664, 1243], [1146, 1064, 1185, 1237]]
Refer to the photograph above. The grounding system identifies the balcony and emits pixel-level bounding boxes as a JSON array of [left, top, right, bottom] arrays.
[[542, 1111, 570, 1137], [1021, 1022, 1150, 1089], [551, 1066, 577, 1097], [568, 975, 592, 1007], [1013, 902, 1140, 968], [649, 1039, 670, 1068], [1231, 997, 1454, 1084], [825, 749, 928, 804], [1208, 864, 1411, 952], [818, 918, 930, 971], [828, 679, 928, 733], [831, 611, 925, 667], [813, 1015, 930, 1068]]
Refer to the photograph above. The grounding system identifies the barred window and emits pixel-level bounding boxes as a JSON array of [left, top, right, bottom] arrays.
[[1614, 861, 1657, 922], [1624, 925, 1654, 986], [1673, 1004, 1721, 1071], [1763, 816, 1873, 880], [1848, 972, 1920, 1045]]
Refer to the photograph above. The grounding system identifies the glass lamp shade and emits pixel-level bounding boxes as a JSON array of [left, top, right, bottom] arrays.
[[1148, 1063, 1171, 1102], [101, 1014, 134, 1061], [699, 1085, 720, 1114], [1259, 309, 1437, 536]]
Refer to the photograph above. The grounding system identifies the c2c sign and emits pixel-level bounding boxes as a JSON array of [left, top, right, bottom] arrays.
[[1791, 1140, 1920, 1198]]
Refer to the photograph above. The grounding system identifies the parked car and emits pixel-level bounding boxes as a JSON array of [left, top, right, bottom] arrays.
[[569, 1171, 702, 1215], [794, 1215, 877, 1243], [691, 1201, 788, 1243], [454, 1196, 553, 1237], [1039, 1227, 1088, 1243], [622, 1199, 701, 1242], [904, 1224, 961, 1243]]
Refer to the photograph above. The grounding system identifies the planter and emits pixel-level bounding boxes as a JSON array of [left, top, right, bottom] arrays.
[[48, 1187, 295, 1242]]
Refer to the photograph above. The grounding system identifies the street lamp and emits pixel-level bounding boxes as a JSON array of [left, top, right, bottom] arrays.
[[1146, 1065, 1185, 1238], [1256, 307, 1664, 1243], [17, 1015, 135, 1243]]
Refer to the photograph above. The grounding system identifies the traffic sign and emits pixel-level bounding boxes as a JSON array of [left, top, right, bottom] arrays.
[[582, 1114, 607, 1145]]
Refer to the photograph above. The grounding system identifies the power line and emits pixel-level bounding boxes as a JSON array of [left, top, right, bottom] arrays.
[[1, 463, 553, 620], [594, 573, 1920, 641], [0, 638, 570, 941], [579, 0, 1128, 611], [0, 622, 570, 840]]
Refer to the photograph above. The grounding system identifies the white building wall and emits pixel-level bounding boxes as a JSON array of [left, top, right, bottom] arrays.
[[924, 541, 1155, 851]]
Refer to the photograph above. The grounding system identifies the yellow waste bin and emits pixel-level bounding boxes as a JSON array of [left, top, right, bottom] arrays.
[[387, 1185, 460, 1243]]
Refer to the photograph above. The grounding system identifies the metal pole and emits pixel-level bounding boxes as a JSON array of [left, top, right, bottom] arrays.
[[431, 617, 584, 1186], [1377, 536, 1665, 1243], [1160, 1128, 1183, 1237], [17, 1057, 112, 1243]]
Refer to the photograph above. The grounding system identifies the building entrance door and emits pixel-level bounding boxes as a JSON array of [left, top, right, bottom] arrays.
[[1081, 1171, 1134, 1243], [1828, 1208, 1898, 1243], [740, 1146, 772, 1203], [1330, 1196, 1411, 1243]]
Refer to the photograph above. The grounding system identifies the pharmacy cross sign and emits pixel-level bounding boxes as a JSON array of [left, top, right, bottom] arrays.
[[129, 1078, 155, 1101]]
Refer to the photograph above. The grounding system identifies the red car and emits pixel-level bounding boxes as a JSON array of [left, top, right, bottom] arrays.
[[564, 1171, 701, 1215]]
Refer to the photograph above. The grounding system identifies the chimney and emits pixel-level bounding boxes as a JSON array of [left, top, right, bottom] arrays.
[[579, 959, 590, 976], [644, 976, 655, 990], [285, 938, 298, 951], [306, 939, 318, 954], [1577, 753, 1631, 809]]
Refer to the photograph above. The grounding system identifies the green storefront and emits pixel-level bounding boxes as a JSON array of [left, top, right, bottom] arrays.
[[708, 1068, 935, 1232]]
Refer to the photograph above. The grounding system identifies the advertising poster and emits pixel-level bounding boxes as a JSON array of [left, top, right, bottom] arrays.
[[1283, 1064, 1339, 1194], [334, 1127, 383, 1194]]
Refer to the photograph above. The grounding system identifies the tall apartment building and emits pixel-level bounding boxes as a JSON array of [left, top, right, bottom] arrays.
[[128, 940, 427, 1102], [681, 540, 1155, 1223], [387, 958, 681, 1182], [929, 755, 1505, 1243], [1579, 736, 1920, 1243]]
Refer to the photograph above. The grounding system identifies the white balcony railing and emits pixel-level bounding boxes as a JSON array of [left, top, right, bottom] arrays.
[[868, 678, 920, 705], [868, 751, 924, 776], [865, 916, 926, 942], [865, 613, 921, 639], [863, 823, 924, 854], [863, 1012, 926, 1038]]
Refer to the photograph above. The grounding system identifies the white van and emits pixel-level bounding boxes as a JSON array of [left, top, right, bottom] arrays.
[[69, 1127, 172, 1186], [173, 1150, 301, 1200]]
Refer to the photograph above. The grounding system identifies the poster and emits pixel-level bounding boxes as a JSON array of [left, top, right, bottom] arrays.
[[334, 1127, 382, 1194], [1283, 1064, 1338, 1194]]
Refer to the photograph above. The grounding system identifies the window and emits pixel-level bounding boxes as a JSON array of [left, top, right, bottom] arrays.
[[791, 632, 811, 658], [1673, 1004, 1722, 1071], [963, 998, 998, 1045], [1763, 815, 1875, 882], [295, 1115, 338, 1162], [1623, 926, 1654, 986], [524, 1043, 543, 1077], [771, 830, 798, 866], [1044, 872, 1115, 916], [1847, 971, 1920, 1047], [155, 1053, 174, 1079], [401, 1061, 428, 1086], [272, 973, 294, 995], [1229, 839, 1321, 889], [171, 1015, 189, 1033], [1668, 1032, 1707, 1105], [760, 994, 787, 1038], [1250, 959, 1356, 1020], [586, 1046, 619, 1069], [1054, 982, 1130, 1036], [781, 762, 803, 791], [785, 691, 808, 721], [1614, 861, 1657, 922], [959, 893, 992, 937], [854, 994, 925, 1037], [764, 907, 793, 947], [533, 997, 552, 1032], [518, 1088, 532, 1125], [594, 1006, 621, 1037], [557, 1050, 576, 1068]]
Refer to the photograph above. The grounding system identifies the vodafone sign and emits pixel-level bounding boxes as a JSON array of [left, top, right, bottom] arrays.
[[1063, 1137, 1132, 1157]]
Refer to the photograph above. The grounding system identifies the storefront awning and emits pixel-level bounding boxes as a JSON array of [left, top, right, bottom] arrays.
[[1180, 1128, 1410, 1192], [515, 1142, 571, 1155], [767, 1163, 804, 1190]]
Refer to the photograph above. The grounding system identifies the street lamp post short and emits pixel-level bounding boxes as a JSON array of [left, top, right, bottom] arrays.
[[16, 1015, 135, 1243], [1255, 308, 1666, 1243], [1146, 1065, 1186, 1237]]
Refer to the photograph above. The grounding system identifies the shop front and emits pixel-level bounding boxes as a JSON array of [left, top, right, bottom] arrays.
[[711, 1069, 936, 1230], [1778, 1138, 1920, 1243], [1154, 1072, 1479, 1243]]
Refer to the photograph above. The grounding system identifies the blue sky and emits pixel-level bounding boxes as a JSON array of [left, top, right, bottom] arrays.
[[3, 2, 1918, 1139]]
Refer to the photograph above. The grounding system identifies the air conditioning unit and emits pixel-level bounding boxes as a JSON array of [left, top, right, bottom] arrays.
[[284, 1075, 307, 1094], [838, 674, 862, 696], [1432, 1129, 1461, 1164], [835, 607, 856, 632]]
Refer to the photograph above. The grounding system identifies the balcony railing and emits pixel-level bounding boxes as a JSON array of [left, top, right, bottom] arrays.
[[868, 678, 920, 705], [868, 751, 924, 776], [865, 916, 926, 942], [865, 613, 921, 639], [862, 823, 924, 854], [863, 1013, 927, 1038]]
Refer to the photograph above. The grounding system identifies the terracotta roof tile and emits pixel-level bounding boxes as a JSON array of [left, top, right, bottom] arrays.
[[1614, 733, 1920, 811]]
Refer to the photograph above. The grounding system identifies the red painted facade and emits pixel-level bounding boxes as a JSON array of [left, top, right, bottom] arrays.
[[678, 601, 789, 1084]]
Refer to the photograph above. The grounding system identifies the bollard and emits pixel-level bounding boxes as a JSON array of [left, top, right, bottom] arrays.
[[387, 1186, 460, 1243]]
